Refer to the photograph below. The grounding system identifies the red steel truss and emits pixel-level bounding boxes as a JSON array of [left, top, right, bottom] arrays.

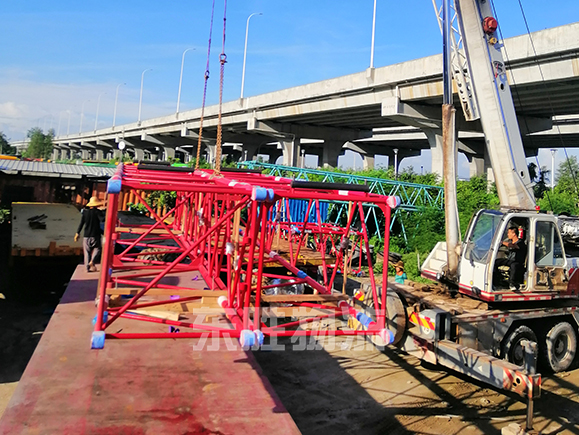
[[91, 163, 401, 349]]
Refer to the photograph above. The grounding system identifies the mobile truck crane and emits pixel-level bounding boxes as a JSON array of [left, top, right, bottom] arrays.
[[355, 0, 579, 430]]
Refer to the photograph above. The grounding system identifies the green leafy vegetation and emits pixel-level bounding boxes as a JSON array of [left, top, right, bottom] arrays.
[[0, 132, 16, 155], [23, 128, 54, 159]]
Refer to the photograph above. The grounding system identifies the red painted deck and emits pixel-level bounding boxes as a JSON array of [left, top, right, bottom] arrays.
[[0, 266, 301, 435]]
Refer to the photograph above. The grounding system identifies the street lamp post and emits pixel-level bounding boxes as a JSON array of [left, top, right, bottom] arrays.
[[57, 111, 64, 136], [94, 92, 106, 132], [79, 99, 90, 134], [370, 0, 377, 69], [67, 110, 71, 135], [240, 12, 262, 99], [118, 140, 126, 162], [176, 48, 195, 114], [393, 148, 399, 179], [138, 69, 152, 125], [551, 149, 557, 190], [113, 83, 126, 129]]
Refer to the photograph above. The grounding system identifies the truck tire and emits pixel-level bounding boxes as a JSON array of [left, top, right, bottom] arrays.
[[503, 325, 537, 367], [385, 290, 407, 346], [360, 288, 407, 347], [543, 322, 577, 373]]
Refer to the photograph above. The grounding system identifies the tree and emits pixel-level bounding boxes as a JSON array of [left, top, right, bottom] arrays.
[[555, 155, 579, 197], [23, 127, 54, 159], [0, 131, 16, 155], [528, 162, 550, 199]]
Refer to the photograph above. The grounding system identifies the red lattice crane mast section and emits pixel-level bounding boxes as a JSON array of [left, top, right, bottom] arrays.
[[90, 163, 401, 349]]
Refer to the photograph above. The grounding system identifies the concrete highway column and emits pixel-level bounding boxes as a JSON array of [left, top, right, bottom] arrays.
[[362, 154, 375, 170], [80, 149, 90, 160], [133, 148, 145, 161], [52, 148, 60, 161], [241, 143, 259, 161], [163, 146, 175, 161], [322, 141, 342, 168], [113, 149, 122, 159], [95, 149, 104, 161], [484, 150, 495, 183], [424, 129, 443, 177], [468, 155, 484, 178], [280, 137, 300, 167], [206, 144, 217, 165], [266, 149, 283, 164]]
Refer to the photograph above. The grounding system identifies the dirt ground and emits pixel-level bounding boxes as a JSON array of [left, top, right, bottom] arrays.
[[254, 333, 579, 435]]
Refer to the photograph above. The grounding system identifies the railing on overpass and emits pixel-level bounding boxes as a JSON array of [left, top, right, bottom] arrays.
[[237, 161, 444, 241]]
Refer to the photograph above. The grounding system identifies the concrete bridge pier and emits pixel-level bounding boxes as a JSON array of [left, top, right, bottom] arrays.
[[280, 137, 300, 166], [51, 148, 61, 161], [322, 141, 343, 168], [163, 146, 175, 161], [264, 148, 282, 164], [362, 154, 375, 170], [424, 129, 444, 177]]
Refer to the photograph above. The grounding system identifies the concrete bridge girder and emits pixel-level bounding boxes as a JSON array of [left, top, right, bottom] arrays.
[[247, 118, 372, 142], [382, 96, 553, 177]]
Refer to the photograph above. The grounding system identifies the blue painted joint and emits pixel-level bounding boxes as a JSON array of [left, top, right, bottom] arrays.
[[252, 187, 268, 202], [379, 329, 395, 346], [254, 330, 264, 347], [386, 196, 402, 209], [91, 311, 109, 326], [296, 270, 307, 279], [239, 329, 256, 349], [266, 188, 275, 202], [107, 178, 122, 194], [91, 331, 105, 349], [356, 312, 373, 328]]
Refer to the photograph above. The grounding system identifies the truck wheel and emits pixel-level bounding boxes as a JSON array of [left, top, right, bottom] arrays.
[[385, 290, 407, 346], [543, 322, 577, 373], [503, 325, 537, 367]]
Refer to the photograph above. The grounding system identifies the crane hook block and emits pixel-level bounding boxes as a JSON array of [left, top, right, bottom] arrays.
[[482, 17, 498, 35]]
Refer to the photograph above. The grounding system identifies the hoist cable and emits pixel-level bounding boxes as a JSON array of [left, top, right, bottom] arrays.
[[489, 0, 555, 211], [195, 0, 216, 170], [213, 0, 228, 175]]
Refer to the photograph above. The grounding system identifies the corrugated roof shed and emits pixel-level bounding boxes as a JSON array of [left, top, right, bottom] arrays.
[[0, 160, 115, 179]]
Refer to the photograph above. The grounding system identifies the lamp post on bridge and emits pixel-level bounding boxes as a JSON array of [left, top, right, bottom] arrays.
[[113, 83, 126, 129], [94, 92, 106, 132], [66, 110, 71, 136], [551, 149, 557, 191], [176, 48, 195, 115], [370, 0, 377, 69], [79, 99, 90, 134], [57, 111, 65, 137], [138, 69, 152, 126], [240, 12, 262, 99]]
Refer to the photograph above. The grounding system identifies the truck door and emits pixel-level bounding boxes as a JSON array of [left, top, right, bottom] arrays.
[[532, 220, 567, 291], [459, 210, 503, 295]]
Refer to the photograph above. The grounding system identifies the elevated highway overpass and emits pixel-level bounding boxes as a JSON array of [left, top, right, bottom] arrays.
[[14, 22, 579, 176]]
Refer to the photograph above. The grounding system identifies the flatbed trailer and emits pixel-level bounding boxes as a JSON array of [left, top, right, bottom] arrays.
[[0, 266, 302, 435]]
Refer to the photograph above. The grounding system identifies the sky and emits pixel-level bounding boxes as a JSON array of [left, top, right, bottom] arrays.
[[1, 0, 578, 177]]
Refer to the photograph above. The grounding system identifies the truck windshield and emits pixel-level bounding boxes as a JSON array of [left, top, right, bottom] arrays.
[[465, 210, 504, 263]]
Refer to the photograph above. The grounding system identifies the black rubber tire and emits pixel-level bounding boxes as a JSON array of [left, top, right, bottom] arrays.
[[502, 325, 537, 367], [360, 288, 407, 346], [543, 322, 577, 373], [385, 290, 407, 345]]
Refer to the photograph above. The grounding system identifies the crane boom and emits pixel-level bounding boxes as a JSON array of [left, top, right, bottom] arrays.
[[454, 0, 536, 210]]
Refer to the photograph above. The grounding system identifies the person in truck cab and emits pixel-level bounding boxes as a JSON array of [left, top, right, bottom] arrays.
[[495, 226, 527, 291]]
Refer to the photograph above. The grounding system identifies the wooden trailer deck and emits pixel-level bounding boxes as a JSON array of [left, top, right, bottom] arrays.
[[0, 266, 301, 435]]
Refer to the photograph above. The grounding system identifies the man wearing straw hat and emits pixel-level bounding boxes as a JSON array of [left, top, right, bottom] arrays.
[[74, 196, 104, 272]]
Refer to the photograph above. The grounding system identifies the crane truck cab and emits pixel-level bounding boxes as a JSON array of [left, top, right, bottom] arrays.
[[422, 210, 579, 303]]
